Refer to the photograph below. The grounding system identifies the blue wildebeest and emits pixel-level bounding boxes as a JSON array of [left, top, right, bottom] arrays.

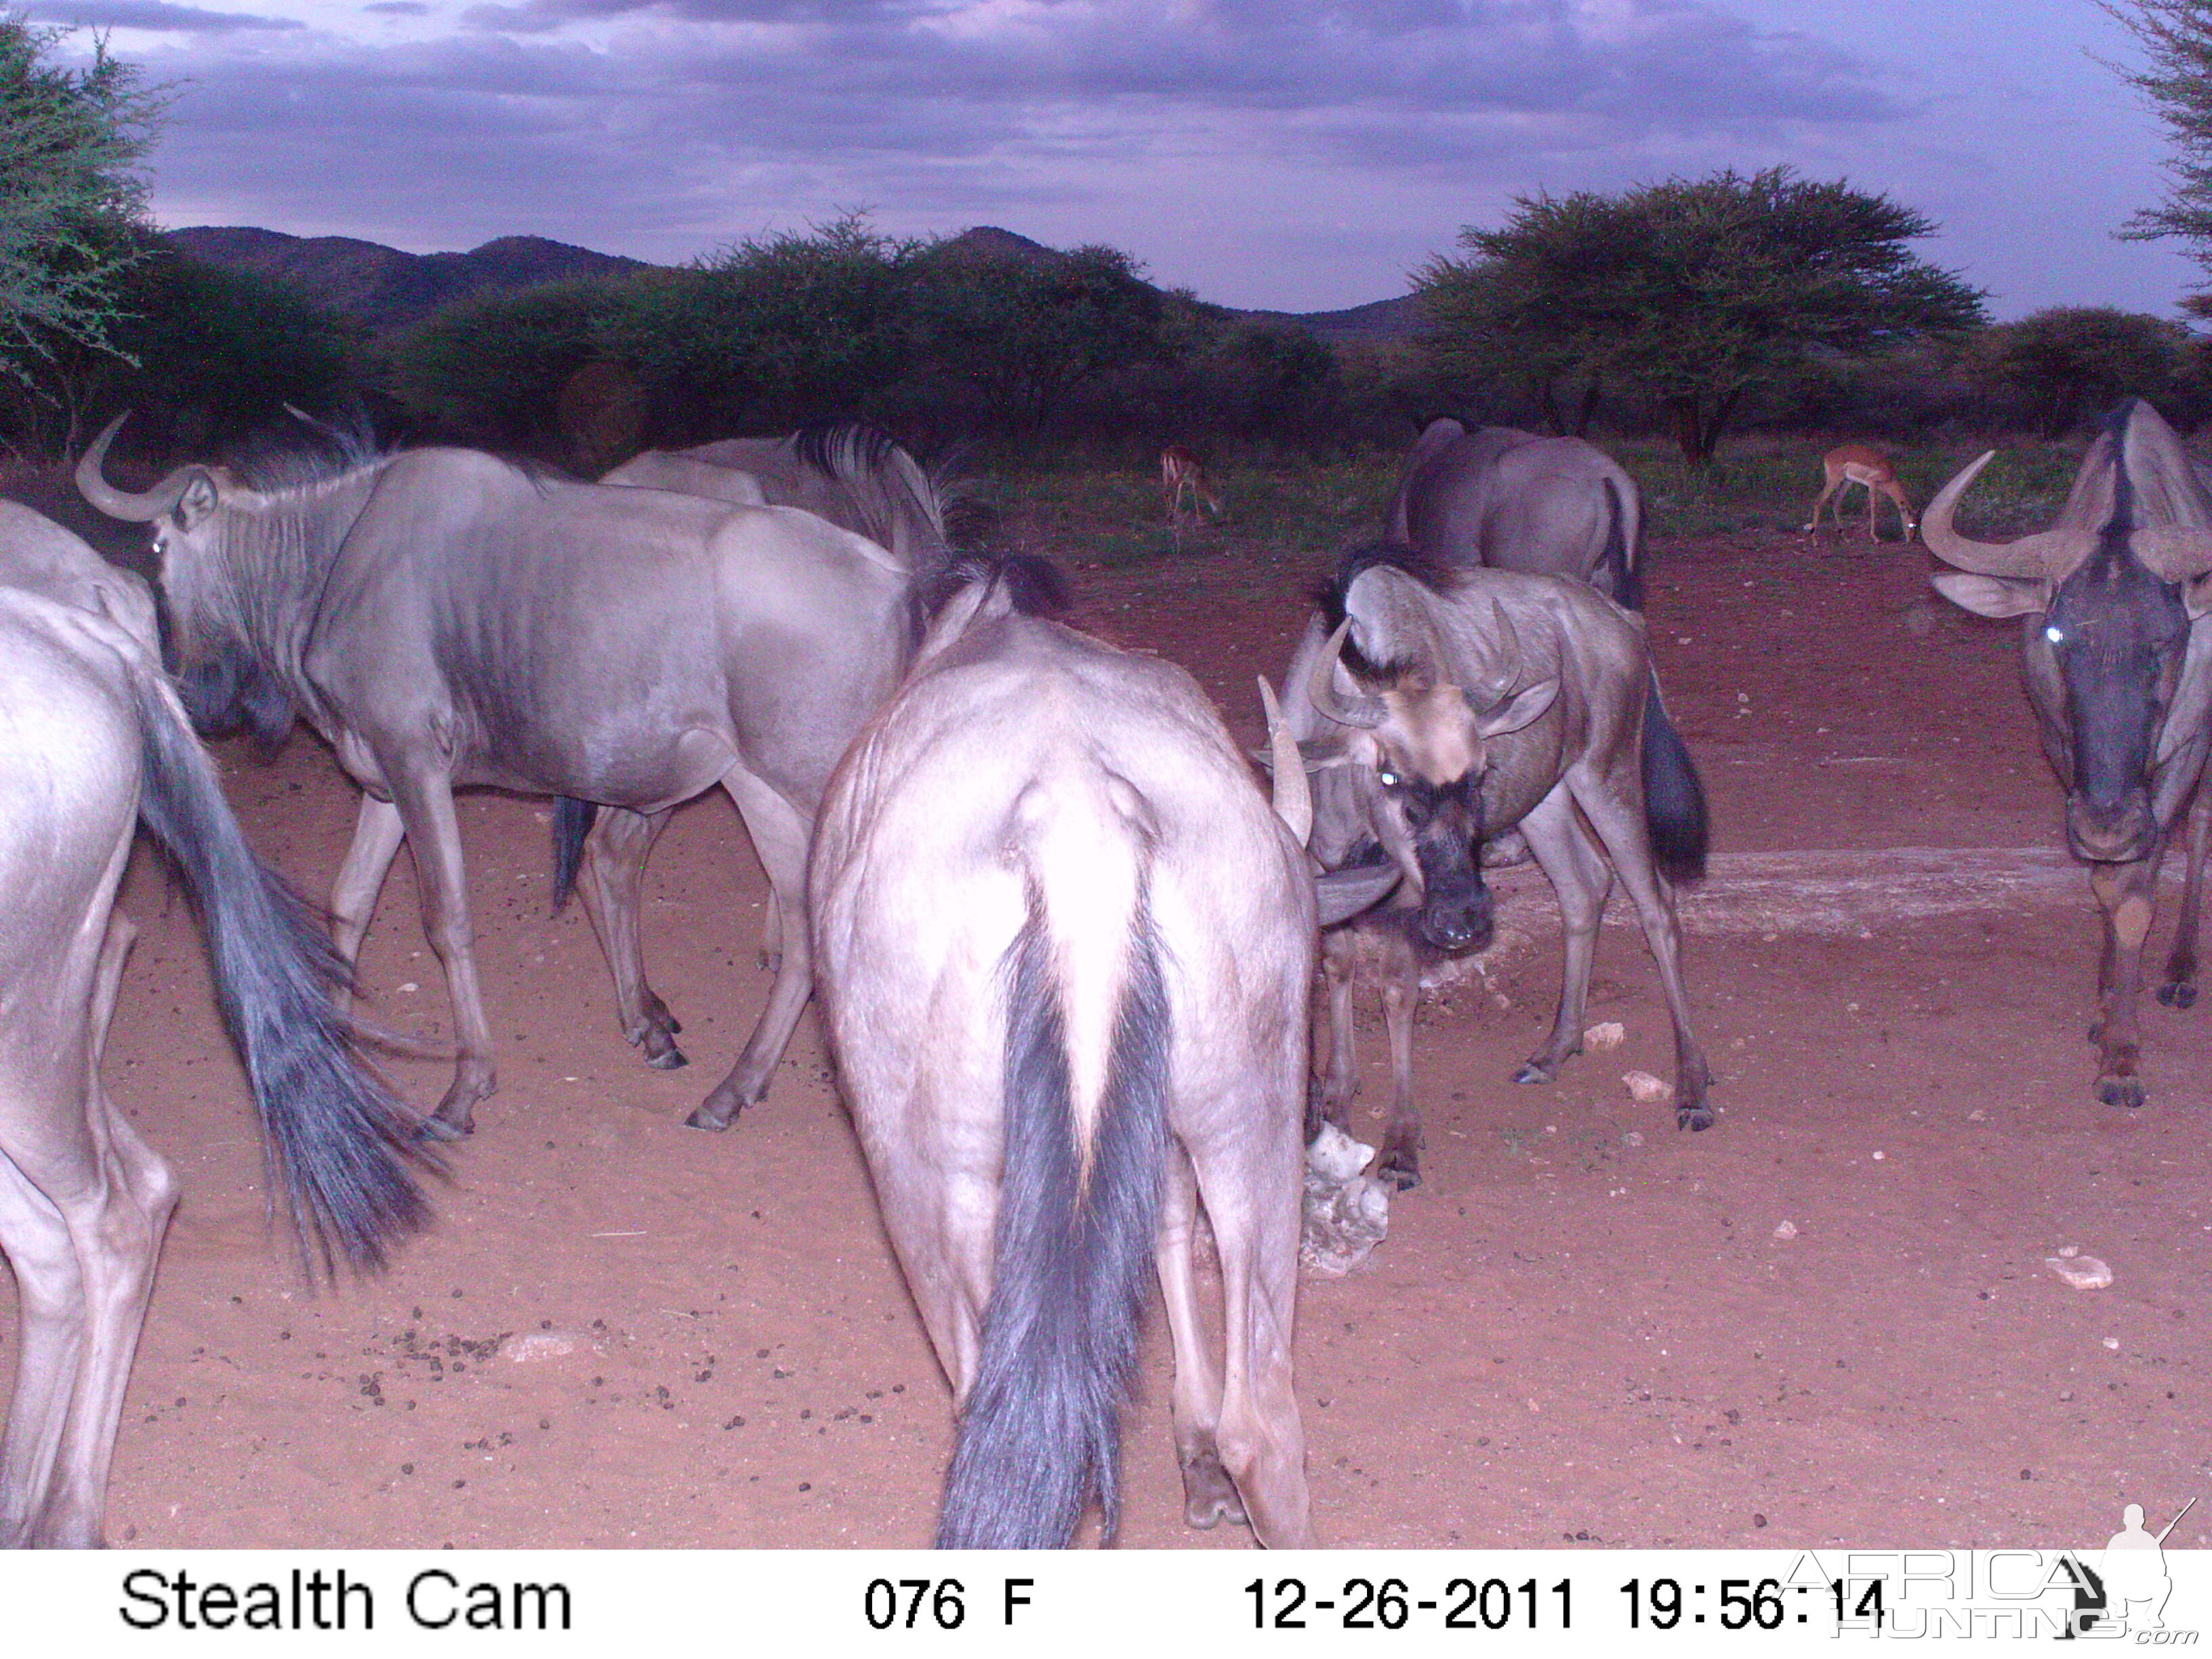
[[1281, 544, 1713, 1186], [810, 562, 1395, 1549], [0, 503, 429, 1547], [1390, 417, 1643, 607], [1308, 420, 1663, 1187], [1923, 399, 2212, 1108], [78, 414, 942, 1136], [590, 425, 958, 986]]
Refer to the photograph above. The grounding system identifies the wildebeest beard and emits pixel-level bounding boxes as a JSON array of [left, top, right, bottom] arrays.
[[1390, 768, 1495, 951], [178, 635, 297, 756]]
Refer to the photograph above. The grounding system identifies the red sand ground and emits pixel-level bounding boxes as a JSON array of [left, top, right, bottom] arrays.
[[9, 525, 2207, 1551]]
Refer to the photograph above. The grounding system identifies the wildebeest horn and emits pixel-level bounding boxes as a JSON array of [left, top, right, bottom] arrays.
[[2131, 529, 2212, 583], [75, 412, 195, 523], [1307, 618, 1387, 731], [1257, 676, 1312, 846], [1471, 598, 1521, 703], [1921, 450, 2079, 578]]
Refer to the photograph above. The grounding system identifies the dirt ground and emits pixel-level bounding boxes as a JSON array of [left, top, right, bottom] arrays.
[[10, 519, 2209, 1551]]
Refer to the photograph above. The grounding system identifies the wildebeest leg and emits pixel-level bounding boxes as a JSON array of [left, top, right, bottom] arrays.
[[1514, 789, 1612, 1086], [2090, 855, 2165, 1108], [1375, 944, 1422, 1190], [571, 806, 687, 1069], [1155, 1141, 1243, 1530], [0, 915, 177, 1548], [2159, 792, 2209, 1008], [1572, 777, 1715, 1130], [1187, 1128, 1311, 1547], [386, 768, 497, 1136], [1306, 929, 1358, 1141], [759, 888, 782, 974], [328, 795, 406, 1012], [689, 771, 813, 1129]]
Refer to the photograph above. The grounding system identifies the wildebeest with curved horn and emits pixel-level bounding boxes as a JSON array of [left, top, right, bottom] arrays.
[[810, 560, 1395, 1549], [1923, 399, 2212, 1108], [78, 412, 939, 1136], [1280, 544, 1713, 1185], [0, 503, 430, 1547], [1390, 417, 1644, 608]]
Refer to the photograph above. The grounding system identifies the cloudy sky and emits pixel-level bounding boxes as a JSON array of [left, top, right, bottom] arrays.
[[28, 0, 2207, 317]]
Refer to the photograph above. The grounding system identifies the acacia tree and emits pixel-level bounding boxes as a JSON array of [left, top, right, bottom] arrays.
[[1978, 306, 2203, 435], [0, 14, 164, 453], [1418, 167, 1987, 466], [2107, 1, 2212, 310]]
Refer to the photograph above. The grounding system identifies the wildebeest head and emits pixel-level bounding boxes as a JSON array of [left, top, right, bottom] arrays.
[[1304, 602, 1557, 951], [1927, 401, 2212, 864], [75, 412, 299, 750]]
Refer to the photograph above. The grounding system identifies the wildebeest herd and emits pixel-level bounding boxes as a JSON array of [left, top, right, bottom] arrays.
[[0, 396, 2203, 1549]]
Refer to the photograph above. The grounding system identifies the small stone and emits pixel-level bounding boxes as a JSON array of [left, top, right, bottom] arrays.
[[1622, 1130, 1645, 1149], [1584, 1021, 1626, 1051], [2046, 1255, 2113, 1290], [1622, 1069, 1669, 1105], [1967, 1109, 1988, 1123], [506, 1332, 579, 1363], [1871, 1150, 1885, 1162], [1772, 1220, 1799, 1240], [396, 981, 419, 994], [2102, 1336, 2122, 1350], [2057, 1244, 2080, 1258]]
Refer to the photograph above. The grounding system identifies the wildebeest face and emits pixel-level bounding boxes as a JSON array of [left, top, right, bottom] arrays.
[[2036, 563, 2192, 863], [1322, 674, 1558, 951]]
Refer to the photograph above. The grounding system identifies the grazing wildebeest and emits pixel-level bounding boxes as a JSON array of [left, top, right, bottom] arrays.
[[0, 503, 428, 1547], [1805, 442, 1917, 543], [78, 413, 935, 1136], [1923, 399, 2212, 1108], [810, 563, 1395, 1549], [1390, 417, 1643, 608], [1280, 544, 1713, 1185]]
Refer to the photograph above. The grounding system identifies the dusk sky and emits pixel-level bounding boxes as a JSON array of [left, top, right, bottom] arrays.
[[28, 0, 2209, 319]]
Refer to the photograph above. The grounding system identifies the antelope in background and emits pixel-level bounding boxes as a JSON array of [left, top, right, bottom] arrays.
[[1805, 442, 1917, 542], [1161, 444, 1223, 526]]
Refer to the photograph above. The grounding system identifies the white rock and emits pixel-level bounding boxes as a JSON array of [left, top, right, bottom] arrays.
[[2047, 1256, 2113, 1290], [2102, 1336, 2122, 1350], [1306, 1122, 1375, 1185], [1622, 1130, 1645, 1149], [1772, 1219, 1799, 1240], [506, 1332, 579, 1363], [1584, 1021, 1626, 1051], [2057, 1244, 2079, 1258], [1622, 1069, 1670, 1105]]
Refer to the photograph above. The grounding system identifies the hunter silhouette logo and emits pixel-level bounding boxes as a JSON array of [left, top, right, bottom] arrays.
[[2084, 1497, 2196, 1637]]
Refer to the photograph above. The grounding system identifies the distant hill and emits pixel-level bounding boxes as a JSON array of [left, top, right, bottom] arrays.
[[161, 228, 653, 332], [163, 222, 1418, 342]]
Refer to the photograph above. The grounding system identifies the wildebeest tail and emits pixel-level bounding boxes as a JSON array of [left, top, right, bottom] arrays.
[[550, 796, 598, 912], [129, 665, 436, 1275], [936, 860, 1171, 1548], [1640, 678, 1707, 884], [1603, 478, 1643, 611]]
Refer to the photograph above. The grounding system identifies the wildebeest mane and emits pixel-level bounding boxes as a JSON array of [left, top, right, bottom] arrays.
[[1313, 541, 1466, 682], [790, 419, 966, 587], [920, 549, 1073, 626]]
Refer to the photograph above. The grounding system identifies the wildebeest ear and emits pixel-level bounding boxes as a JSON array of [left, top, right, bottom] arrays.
[[914, 578, 1012, 667], [2184, 573, 2212, 619], [1471, 677, 1558, 739], [1314, 860, 1402, 928], [1931, 571, 2049, 619], [1296, 735, 1361, 771], [176, 471, 220, 532]]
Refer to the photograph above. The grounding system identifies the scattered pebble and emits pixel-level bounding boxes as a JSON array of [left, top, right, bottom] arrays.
[[506, 1332, 579, 1364], [2047, 1256, 2114, 1291], [1584, 1021, 1626, 1051], [2057, 1244, 2079, 1258], [2102, 1336, 2122, 1351], [1773, 1220, 1799, 1240], [1622, 1070, 1669, 1105], [1967, 1109, 1988, 1123], [1871, 1151, 1886, 1162], [1302, 1124, 1389, 1277], [396, 982, 419, 994], [1622, 1130, 1645, 1149]]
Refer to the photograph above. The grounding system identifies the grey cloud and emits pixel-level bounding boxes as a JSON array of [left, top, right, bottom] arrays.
[[364, 2, 432, 14], [27, 0, 302, 29]]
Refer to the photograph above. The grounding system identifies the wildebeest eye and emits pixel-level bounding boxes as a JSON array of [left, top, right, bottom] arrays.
[[2045, 625, 2066, 645], [1377, 768, 1400, 787]]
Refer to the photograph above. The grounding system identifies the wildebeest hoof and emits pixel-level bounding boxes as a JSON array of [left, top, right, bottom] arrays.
[[683, 1103, 737, 1131], [758, 948, 782, 974], [1676, 1102, 1715, 1131], [1181, 1454, 1247, 1531], [1377, 1153, 1422, 1191], [2158, 981, 2198, 1008], [1513, 1061, 1554, 1085], [2096, 1076, 2146, 1109], [414, 1112, 470, 1143], [647, 1046, 689, 1072]]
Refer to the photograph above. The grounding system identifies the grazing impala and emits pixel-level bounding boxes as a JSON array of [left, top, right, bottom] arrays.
[[1805, 442, 1917, 542], [1160, 444, 1223, 524]]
